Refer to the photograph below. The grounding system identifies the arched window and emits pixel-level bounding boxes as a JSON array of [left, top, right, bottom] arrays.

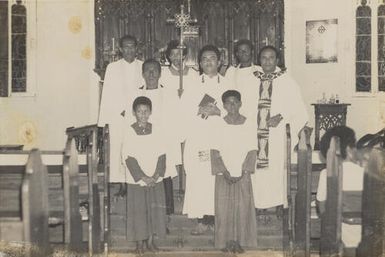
[[11, 0, 27, 93], [378, 3, 385, 91], [356, 0, 372, 92], [0, 0, 35, 97]]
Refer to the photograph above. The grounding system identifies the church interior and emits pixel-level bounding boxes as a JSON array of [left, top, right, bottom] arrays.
[[0, 0, 385, 256]]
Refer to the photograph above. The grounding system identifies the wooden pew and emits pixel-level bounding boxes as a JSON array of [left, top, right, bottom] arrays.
[[357, 147, 385, 257], [293, 127, 313, 257], [62, 138, 83, 251], [66, 124, 109, 255], [320, 136, 343, 257], [0, 149, 49, 257], [0, 138, 84, 254]]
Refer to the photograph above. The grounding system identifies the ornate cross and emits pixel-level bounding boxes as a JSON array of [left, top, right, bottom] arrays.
[[167, 1, 198, 97]]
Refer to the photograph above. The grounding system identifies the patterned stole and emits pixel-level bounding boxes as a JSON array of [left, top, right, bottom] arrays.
[[253, 69, 286, 169]]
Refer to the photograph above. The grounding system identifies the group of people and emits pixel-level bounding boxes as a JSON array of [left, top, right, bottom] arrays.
[[98, 35, 308, 254]]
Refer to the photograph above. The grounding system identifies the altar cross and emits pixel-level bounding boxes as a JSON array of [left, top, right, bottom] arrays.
[[167, 1, 198, 97]]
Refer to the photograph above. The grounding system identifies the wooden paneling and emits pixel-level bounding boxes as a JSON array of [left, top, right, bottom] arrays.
[[95, 0, 284, 78]]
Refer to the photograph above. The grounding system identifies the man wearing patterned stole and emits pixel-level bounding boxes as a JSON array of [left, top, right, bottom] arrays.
[[251, 46, 308, 215], [98, 35, 143, 184]]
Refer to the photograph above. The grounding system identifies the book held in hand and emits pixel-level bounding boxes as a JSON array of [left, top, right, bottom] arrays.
[[198, 94, 217, 119]]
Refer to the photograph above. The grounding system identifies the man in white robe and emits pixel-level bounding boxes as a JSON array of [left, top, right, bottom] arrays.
[[183, 45, 231, 223], [251, 46, 308, 212], [98, 35, 143, 183], [225, 39, 258, 120], [159, 40, 199, 167]]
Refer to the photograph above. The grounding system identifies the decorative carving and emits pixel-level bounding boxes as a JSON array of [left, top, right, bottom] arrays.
[[94, 0, 284, 78], [312, 104, 351, 150]]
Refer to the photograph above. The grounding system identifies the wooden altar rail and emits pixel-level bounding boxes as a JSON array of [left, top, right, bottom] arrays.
[[0, 138, 83, 256], [65, 124, 110, 255]]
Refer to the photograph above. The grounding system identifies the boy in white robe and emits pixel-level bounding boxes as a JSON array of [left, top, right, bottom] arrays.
[[120, 96, 167, 254], [98, 35, 143, 183], [183, 45, 231, 233], [251, 46, 308, 217], [210, 90, 258, 252], [316, 126, 364, 249], [122, 59, 179, 176], [124, 59, 179, 215]]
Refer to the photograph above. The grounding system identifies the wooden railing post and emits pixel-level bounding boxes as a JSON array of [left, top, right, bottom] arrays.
[[283, 124, 293, 256], [320, 136, 343, 257], [294, 128, 312, 257], [22, 149, 50, 257], [63, 138, 83, 251], [103, 125, 110, 256]]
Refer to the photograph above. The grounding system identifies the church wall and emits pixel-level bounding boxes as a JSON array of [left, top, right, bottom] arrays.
[[285, 0, 384, 139], [0, 0, 97, 150]]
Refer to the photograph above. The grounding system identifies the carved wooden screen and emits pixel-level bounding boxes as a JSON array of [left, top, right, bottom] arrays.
[[94, 0, 284, 79]]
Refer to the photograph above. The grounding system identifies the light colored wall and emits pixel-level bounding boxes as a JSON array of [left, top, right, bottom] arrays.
[[1, 0, 383, 150], [285, 0, 384, 140], [0, 0, 97, 150]]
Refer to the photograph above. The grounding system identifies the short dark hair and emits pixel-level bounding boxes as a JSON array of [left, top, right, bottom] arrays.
[[222, 90, 241, 103], [198, 45, 221, 64], [166, 40, 188, 62], [132, 96, 152, 111], [257, 45, 280, 63], [234, 39, 253, 55], [320, 126, 356, 160], [119, 35, 137, 47], [142, 59, 161, 74]]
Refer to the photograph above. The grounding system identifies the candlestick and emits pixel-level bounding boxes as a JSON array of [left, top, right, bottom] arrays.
[[112, 37, 115, 52]]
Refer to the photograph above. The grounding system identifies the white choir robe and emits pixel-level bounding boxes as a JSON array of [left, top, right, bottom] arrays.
[[214, 118, 258, 177], [225, 64, 259, 121], [98, 58, 143, 183], [252, 66, 309, 209], [159, 66, 200, 164], [123, 85, 180, 178], [182, 73, 230, 218], [121, 124, 167, 185]]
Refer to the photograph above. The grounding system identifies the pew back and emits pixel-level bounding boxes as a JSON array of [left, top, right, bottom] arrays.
[[293, 128, 312, 257], [357, 148, 385, 257], [320, 136, 343, 256]]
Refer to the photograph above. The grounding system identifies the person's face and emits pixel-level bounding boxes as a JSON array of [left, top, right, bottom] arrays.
[[236, 44, 252, 65], [134, 104, 151, 123], [223, 96, 242, 115], [169, 49, 185, 69], [142, 63, 161, 86], [200, 50, 220, 75], [260, 49, 278, 74], [120, 39, 137, 63]]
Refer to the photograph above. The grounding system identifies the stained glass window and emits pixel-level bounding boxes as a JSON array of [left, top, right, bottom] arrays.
[[11, 0, 27, 93], [356, 0, 372, 92], [378, 3, 385, 91], [0, 1, 9, 97]]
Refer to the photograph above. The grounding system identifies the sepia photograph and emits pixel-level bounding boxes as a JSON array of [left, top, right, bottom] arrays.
[[0, 0, 384, 256]]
